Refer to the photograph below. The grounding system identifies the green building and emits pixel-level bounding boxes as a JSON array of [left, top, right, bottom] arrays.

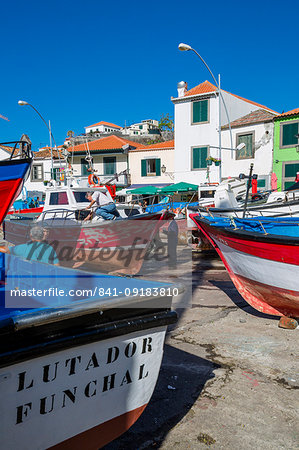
[[273, 108, 299, 190]]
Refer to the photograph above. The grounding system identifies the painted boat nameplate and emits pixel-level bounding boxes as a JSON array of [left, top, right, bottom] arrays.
[[0, 327, 166, 450]]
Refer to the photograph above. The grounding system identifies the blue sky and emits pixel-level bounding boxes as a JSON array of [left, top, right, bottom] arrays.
[[1, 0, 298, 150]]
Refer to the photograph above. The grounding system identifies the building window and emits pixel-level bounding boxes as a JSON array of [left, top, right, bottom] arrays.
[[104, 157, 116, 175], [31, 164, 43, 181], [192, 146, 208, 170], [192, 100, 209, 124], [282, 161, 299, 189], [51, 168, 63, 181], [81, 158, 89, 176], [236, 132, 254, 159], [281, 121, 299, 148], [141, 159, 161, 176]]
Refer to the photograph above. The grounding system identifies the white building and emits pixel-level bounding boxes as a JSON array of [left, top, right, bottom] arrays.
[[122, 119, 160, 137], [128, 140, 174, 188], [172, 80, 277, 185], [85, 121, 122, 135], [68, 135, 146, 187], [24, 148, 66, 194], [221, 109, 277, 189]]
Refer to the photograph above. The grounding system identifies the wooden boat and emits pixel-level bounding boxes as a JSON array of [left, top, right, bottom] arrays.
[[190, 214, 299, 319], [4, 185, 174, 275], [0, 255, 180, 449], [0, 140, 32, 225]]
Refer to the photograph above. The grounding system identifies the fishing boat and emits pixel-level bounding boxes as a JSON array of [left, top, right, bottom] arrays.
[[4, 184, 174, 275], [0, 139, 32, 225], [190, 214, 299, 322], [0, 254, 180, 449], [189, 170, 299, 219]]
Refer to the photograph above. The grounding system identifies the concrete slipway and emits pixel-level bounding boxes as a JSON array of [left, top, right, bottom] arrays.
[[104, 252, 299, 450]]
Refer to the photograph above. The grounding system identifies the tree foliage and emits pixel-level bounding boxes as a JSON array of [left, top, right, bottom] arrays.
[[158, 113, 174, 131]]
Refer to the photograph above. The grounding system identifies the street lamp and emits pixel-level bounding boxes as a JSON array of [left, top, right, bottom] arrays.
[[161, 164, 174, 179], [178, 43, 234, 182], [18, 100, 59, 173]]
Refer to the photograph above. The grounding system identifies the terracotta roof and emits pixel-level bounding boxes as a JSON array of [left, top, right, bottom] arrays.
[[69, 135, 146, 153], [183, 80, 277, 113], [184, 80, 217, 97], [222, 109, 277, 129], [85, 121, 122, 129], [35, 147, 64, 159], [129, 140, 174, 152], [274, 108, 299, 119]]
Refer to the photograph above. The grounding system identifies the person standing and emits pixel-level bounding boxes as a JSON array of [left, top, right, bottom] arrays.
[[85, 190, 120, 220]]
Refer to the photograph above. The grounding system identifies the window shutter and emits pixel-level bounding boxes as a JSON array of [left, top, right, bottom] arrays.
[[141, 159, 147, 177], [81, 158, 89, 175], [200, 147, 208, 168], [193, 100, 208, 123], [282, 122, 298, 146], [285, 163, 299, 178], [192, 147, 207, 169], [193, 148, 200, 169], [155, 158, 161, 176]]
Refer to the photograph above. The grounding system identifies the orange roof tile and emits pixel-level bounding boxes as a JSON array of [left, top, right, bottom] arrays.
[[85, 121, 122, 129], [184, 80, 217, 97], [183, 80, 277, 113], [274, 108, 299, 119], [69, 135, 146, 153], [35, 147, 64, 159], [129, 140, 174, 152]]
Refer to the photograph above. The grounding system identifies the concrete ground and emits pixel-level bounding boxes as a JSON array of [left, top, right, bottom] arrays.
[[104, 251, 299, 450]]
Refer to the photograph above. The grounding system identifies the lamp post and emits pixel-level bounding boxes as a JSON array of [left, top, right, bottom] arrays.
[[178, 43, 234, 182], [18, 100, 58, 173], [209, 143, 245, 152]]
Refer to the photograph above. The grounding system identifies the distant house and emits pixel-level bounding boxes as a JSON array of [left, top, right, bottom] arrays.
[[122, 119, 160, 137], [273, 108, 299, 190], [172, 80, 276, 185], [128, 140, 174, 188], [85, 121, 122, 135], [68, 135, 145, 187], [221, 109, 277, 189]]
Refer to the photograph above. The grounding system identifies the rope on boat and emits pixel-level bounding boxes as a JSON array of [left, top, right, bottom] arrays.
[[258, 221, 268, 235]]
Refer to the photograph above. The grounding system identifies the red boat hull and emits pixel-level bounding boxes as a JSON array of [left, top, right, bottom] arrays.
[[191, 214, 299, 318], [0, 178, 24, 225], [0, 157, 32, 225], [50, 405, 147, 450], [4, 212, 174, 275]]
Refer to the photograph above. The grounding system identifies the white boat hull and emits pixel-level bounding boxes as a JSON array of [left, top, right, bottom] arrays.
[[0, 327, 166, 450]]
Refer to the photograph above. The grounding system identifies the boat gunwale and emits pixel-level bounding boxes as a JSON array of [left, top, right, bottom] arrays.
[[188, 196, 299, 214], [192, 215, 299, 246], [0, 157, 32, 167], [0, 309, 177, 368]]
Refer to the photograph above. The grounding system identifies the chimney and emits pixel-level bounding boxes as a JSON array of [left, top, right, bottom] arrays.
[[177, 81, 188, 98]]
